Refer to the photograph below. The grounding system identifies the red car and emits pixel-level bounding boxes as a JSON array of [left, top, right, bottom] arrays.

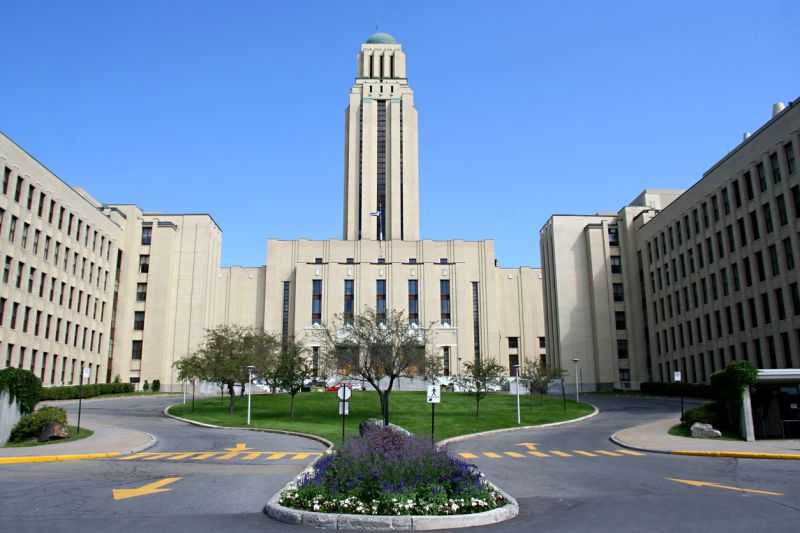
[[326, 382, 353, 392]]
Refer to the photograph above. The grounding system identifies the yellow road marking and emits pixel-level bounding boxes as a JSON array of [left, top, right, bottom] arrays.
[[0, 452, 120, 464], [504, 452, 526, 458], [224, 443, 252, 452], [143, 453, 176, 460], [167, 453, 197, 460], [667, 478, 783, 496], [595, 450, 623, 457], [119, 453, 156, 460], [217, 453, 240, 460], [292, 453, 312, 460], [113, 477, 181, 501], [514, 442, 539, 450], [528, 451, 550, 457], [266, 453, 288, 460], [617, 450, 646, 456], [459, 453, 478, 459], [243, 453, 263, 460], [550, 451, 573, 457], [191, 453, 217, 460], [574, 450, 598, 457], [483, 453, 502, 458]]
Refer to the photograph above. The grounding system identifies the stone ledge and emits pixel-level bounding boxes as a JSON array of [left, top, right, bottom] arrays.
[[264, 480, 518, 530]]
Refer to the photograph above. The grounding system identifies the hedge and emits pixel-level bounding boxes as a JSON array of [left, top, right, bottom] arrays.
[[0, 368, 42, 415], [680, 403, 719, 427], [639, 381, 714, 399], [10, 406, 68, 442], [39, 382, 135, 401]]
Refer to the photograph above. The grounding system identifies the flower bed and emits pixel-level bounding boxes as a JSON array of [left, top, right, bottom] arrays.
[[279, 427, 505, 516]]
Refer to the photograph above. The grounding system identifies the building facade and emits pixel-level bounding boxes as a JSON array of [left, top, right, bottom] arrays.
[[542, 99, 800, 390]]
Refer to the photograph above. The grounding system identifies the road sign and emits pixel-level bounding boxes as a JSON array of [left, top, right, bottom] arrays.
[[337, 386, 352, 401], [83, 367, 91, 379], [339, 401, 349, 415], [673, 371, 682, 382], [427, 384, 441, 404]]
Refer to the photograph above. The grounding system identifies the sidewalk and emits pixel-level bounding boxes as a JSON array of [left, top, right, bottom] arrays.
[[612, 417, 800, 459], [0, 410, 156, 463]]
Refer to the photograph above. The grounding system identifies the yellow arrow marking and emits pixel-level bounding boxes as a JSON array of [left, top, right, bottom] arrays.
[[113, 478, 181, 501], [224, 443, 252, 452], [515, 442, 539, 450], [667, 478, 783, 496]]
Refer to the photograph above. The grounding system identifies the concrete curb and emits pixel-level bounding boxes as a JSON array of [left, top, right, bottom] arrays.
[[163, 404, 335, 450], [264, 477, 519, 530], [610, 430, 800, 460], [126, 432, 158, 455], [438, 404, 600, 446]]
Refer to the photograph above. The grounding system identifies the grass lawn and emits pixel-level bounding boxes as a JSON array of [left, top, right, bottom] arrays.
[[169, 390, 594, 446], [3, 425, 94, 448], [668, 424, 742, 441]]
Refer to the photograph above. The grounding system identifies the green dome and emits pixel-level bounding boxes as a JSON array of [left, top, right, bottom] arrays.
[[366, 32, 397, 44]]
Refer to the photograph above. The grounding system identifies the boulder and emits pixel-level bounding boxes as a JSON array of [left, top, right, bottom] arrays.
[[358, 418, 413, 438], [38, 421, 71, 442], [690, 422, 722, 439]]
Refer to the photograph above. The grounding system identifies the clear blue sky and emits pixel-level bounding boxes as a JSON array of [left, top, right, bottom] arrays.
[[2, 1, 798, 268]]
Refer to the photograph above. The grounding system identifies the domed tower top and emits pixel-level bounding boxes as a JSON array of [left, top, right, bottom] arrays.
[[365, 32, 398, 44]]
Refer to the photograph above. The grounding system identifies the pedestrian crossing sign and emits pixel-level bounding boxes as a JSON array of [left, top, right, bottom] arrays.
[[427, 384, 441, 404]]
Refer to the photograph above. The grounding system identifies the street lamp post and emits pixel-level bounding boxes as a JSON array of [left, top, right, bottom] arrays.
[[572, 358, 580, 404], [514, 364, 521, 424], [246, 365, 255, 425]]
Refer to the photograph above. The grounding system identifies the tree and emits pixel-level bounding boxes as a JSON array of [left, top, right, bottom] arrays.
[[519, 360, 564, 409], [421, 349, 444, 385], [321, 308, 428, 426], [455, 357, 506, 417], [243, 329, 280, 395], [275, 336, 313, 418], [191, 324, 252, 413]]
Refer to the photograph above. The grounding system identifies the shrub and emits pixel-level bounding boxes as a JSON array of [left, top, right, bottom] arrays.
[[711, 360, 758, 431], [681, 403, 718, 428], [10, 406, 68, 441], [0, 368, 42, 415], [39, 382, 135, 401], [280, 428, 504, 515], [639, 381, 713, 399], [143, 380, 150, 392], [152, 379, 161, 392]]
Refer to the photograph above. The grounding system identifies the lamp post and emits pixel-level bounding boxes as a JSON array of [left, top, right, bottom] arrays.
[[572, 358, 580, 404], [246, 365, 255, 425], [514, 364, 521, 424]]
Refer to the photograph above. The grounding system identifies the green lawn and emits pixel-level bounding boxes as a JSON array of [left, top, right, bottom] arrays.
[[3, 425, 94, 448], [169, 390, 594, 446]]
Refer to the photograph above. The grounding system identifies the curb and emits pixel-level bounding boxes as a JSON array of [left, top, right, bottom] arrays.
[[163, 404, 335, 450], [438, 404, 600, 446], [0, 452, 121, 464], [264, 477, 519, 530], [609, 430, 800, 460]]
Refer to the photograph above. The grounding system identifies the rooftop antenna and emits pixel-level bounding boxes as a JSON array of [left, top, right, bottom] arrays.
[[375, 19, 379, 31]]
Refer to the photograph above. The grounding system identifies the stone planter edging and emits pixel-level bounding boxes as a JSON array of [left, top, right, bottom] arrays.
[[264, 475, 519, 530]]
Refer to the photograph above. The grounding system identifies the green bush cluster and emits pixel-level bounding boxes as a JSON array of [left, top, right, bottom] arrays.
[[39, 382, 134, 401], [0, 368, 42, 415], [639, 381, 713, 399], [152, 379, 161, 392], [680, 403, 718, 428], [10, 406, 68, 441], [711, 360, 758, 431]]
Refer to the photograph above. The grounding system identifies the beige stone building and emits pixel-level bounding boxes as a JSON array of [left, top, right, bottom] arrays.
[[542, 99, 800, 390]]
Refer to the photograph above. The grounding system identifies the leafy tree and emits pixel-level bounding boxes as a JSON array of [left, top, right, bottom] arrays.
[[143, 380, 150, 392], [0, 368, 42, 415], [321, 308, 429, 426], [710, 360, 758, 432], [421, 349, 444, 385], [173, 353, 206, 384], [193, 324, 253, 413], [151, 379, 161, 392], [245, 331, 280, 395], [519, 360, 564, 409], [275, 336, 313, 418], [455, 357, 506, 417]]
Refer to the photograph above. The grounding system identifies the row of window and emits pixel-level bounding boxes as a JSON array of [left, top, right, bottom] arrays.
[[654, 284, 800, 356], [1, 208, 112, 291], [659, 330, 799, 384], [0, 297, 105, 354], [312, 257, 450, 265], [1, 166, 114, 260], [1, 342, 99, 386]]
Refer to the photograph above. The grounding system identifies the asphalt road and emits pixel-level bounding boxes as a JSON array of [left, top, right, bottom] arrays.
[[1, 395, 798, 532]]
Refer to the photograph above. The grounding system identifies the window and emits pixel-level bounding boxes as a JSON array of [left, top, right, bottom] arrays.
[[755, 251, 766, 282], [314, 257, 323, 264], [408, 258, 417, 264], [786, 142, 797, 175], [711, 195, 720, 221], [777, 194, 788, 226], [721, 188, 730, 215], [770, 153, 782, 183], [702, 203, 709, 228], [613, 283, 624, 301], [744, 171, 754, 200], [1, 167, 9, 195], [443, 346, 451, 376], [440, 280, 451, 325], [472, 282, 480, 361], [132, 341, 143, 360], [14, 176, 23, 202], [763, 202, 774, 234], [539, 337, 546, 348], [8, 215, 17, 242], [508, 337, 519, 349], [346, 257, 354, 264], [738, 218, 747, 246], [21, 223, 29, 248], [311, 280, 322, 325], [136, 283, 147, 302], [3, 255, 11, 283], [608, 226, 619, 246], [408, 280, 418, 325], [281, 281, 290, 339], [617, 340, 629, 359], [32, 229, 40, 254], [440, 258, 448, 264], [376, 258, 385, 264], [615, 311, 626, 330], [139, 255, 150, 273], [784, 238, 795, 270], [732, 180, 742, 208], [749, 211, 760, 240], [769, 245, 780, 276], [134, 311, 145, 330], [757, 162, 767, 192], [141, 226, 152, 245], [726, 225, 735, 252], [509, 353, 519, 376], [376, 280, 386, 321], [762, 293, 772, 324], [610, 255, 622, 274]]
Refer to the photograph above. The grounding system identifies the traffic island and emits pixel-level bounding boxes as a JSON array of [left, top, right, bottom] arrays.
[[264, 426, 519, 530]]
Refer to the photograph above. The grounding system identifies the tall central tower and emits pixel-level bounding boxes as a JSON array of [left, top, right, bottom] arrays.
[[343, 32, 420, 241]]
